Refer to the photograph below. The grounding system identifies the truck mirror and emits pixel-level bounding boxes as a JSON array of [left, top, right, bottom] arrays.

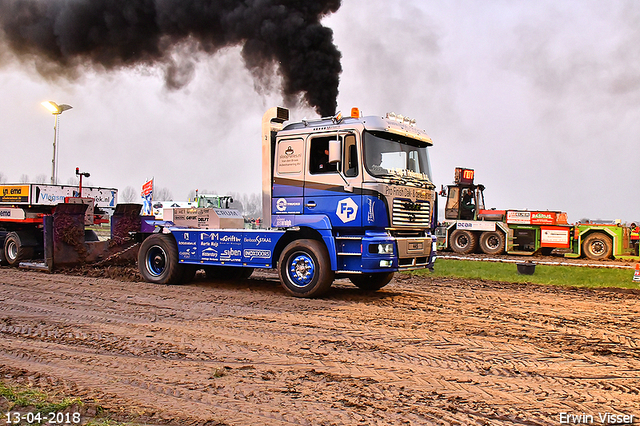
[[328, 138, 341, 164]]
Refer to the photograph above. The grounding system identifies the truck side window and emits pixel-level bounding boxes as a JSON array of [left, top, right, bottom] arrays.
[[310, 137, 338, 174], [344, 134, 358, 177]]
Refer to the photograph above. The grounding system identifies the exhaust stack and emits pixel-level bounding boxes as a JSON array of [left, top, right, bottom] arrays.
[[261, 107, 290, 228]]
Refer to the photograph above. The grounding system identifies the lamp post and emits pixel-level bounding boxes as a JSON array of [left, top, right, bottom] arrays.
[[41, 101, 73, 185]]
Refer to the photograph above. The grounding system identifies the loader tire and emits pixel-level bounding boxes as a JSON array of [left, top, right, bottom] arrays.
[[138, 234, 184, 285], [582, 232, 612, 260], [4, 232, 35, 267], [450, 230, 477, 255], [479, 231, 505, 255], [350, 272, 394, 291]]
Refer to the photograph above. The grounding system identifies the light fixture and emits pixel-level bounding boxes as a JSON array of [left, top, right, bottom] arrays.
[[41, 101, 73, 184]]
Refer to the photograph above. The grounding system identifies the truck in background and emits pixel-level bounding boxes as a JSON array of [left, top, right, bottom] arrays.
[[137, 107, 438, 297], [436, 168, 639, 260], [0, 183, 118, 266]]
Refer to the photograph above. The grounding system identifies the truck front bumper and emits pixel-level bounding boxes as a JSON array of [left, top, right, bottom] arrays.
[[395, 235, 437, 270], [357, 232, 437, 273]]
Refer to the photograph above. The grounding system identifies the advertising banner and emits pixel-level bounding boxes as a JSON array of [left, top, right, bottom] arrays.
[[31, 185, 117, 208], [455, 220, 496, 232], [506, 211, 531, 224], [540, 226, 571, 248], [0, 185, 30, 203], [530, 212, 557, 225]]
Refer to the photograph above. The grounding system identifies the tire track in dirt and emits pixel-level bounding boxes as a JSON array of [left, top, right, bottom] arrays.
[[1, 268, 639, 425]]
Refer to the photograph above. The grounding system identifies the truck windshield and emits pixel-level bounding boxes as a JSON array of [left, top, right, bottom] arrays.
[[363, 131, 432, 182]]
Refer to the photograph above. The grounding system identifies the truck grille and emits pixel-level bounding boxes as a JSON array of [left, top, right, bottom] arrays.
[[392, 199, 430, 227]]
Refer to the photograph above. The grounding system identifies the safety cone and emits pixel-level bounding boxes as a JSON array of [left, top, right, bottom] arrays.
[[634, 263, 640, 282]]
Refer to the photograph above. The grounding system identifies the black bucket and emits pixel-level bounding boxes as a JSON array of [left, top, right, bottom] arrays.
[[517, 262, 536, 275]]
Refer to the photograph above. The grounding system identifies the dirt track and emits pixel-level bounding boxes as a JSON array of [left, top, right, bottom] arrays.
[[0, 267, 639, 425]]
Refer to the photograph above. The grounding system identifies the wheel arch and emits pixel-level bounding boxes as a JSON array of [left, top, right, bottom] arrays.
[[274, 227, 336, 270], [579, 227, 617, 242]]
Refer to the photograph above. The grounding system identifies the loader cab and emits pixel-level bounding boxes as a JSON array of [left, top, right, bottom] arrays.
[[441, 168, 485, 220]]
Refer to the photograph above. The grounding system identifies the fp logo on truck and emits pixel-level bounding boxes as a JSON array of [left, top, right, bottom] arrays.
[[337, 198, 358, 223]]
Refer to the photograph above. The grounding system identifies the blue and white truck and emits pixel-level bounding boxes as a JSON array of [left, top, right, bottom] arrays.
[[138, 107, 437, 297]]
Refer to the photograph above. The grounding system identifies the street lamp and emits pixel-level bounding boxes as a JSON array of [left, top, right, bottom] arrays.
[[41, 101, 73, 185]]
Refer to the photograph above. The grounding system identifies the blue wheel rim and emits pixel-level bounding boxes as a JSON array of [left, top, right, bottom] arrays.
[[146, 245, 167, 277], [288, 252, 316, 287]]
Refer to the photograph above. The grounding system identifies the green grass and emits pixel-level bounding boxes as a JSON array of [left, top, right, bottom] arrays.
[[0, 381, 143, 426], [0, 381, 81, 415], [415, 259, 640, 289]]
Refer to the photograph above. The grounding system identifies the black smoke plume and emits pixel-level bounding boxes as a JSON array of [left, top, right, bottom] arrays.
[[0, 0, 342, 116]]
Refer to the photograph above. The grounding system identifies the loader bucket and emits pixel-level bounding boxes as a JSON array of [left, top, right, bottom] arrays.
[[53, 203, 89, 266], [51, 203, 143, 268], [111, 204, 142, 242]]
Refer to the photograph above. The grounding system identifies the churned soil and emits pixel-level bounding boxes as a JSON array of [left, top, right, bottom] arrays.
[[0, 267, 639, 425]]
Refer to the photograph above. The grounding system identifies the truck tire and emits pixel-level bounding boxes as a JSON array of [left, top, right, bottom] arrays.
[[278, 239, 334, 298], [204, 266, 254, 281], [349, 272, 394, 291], [4, 232, 35, 267], [450, 230, 477, 255], [479, 231, 505, 255], [138, 234, 184, 285], [582, 232, 613, 260]]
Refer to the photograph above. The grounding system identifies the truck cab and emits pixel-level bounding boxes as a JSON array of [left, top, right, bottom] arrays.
[[266, 107, 437, 279]]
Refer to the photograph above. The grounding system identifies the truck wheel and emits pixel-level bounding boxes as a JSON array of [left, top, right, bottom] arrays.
[[4, 232, 35, 267], [138, 234, 184, 284], [479, 231, 505, 255], [278, 239, 334, 298], [450, 230, 477, 255], [204, 266, 254, 281], [582, 233, 613, 260], [350, 272, 394, 291]]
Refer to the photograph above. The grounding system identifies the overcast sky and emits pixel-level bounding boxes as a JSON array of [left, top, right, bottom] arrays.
[[1, 0, 638, 222]]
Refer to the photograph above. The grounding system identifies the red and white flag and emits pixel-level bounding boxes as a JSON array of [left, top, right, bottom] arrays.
[[141, 178, 154, 215], [141, 178, 153, 197]]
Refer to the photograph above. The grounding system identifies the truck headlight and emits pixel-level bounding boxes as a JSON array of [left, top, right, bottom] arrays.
[[378, 243, 394, 254]]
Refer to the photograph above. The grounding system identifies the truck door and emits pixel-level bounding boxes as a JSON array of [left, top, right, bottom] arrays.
[[304, 133, 363, 229], [272, 138, 305, 217], [444, 186, 460, 220]]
